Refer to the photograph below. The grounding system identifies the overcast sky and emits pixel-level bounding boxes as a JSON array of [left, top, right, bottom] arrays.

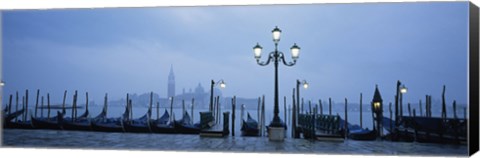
[[1, 2, 469, 107]]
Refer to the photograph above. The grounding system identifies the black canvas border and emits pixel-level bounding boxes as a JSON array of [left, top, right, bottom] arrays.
[[469, 2, 479, 156]]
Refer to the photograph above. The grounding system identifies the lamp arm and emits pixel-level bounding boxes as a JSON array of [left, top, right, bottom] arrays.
[[279, 52, 297, 66], [214, 79, 225, 86], [256, 52, 275, 66]]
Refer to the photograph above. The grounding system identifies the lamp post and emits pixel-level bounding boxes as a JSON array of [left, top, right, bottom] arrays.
[[372, 85, 383, 139], [253, 26, 301, 130], [399, 84, 407, 122], [209, 79, 226, 112], [394, 81, 407, 126], [293, 79, 308, 138]]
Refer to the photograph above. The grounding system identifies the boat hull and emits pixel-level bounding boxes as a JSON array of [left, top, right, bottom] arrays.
[[348, 129, 376, 141], [91, 121, 124, 133], [174, 121, 199, 134], [4, 121, 34, 129], [62, 121, 92, 131], [31, 116, 61, 130], [150, 122, 175, 134], [123, 122, 151, 133]]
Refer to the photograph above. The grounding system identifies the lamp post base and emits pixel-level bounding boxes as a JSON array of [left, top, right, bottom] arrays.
[[268, 126, 286, 141]]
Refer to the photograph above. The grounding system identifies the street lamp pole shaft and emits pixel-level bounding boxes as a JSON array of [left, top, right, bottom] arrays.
[[272, 43, 281, 127]]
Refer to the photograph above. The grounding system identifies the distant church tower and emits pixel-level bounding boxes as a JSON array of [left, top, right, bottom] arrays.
[[167, 65, 175, 98]]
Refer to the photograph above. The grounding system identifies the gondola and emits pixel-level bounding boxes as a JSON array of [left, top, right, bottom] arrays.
[[3, 109, 35, 129], [241, 112, 259, 136], [91, 94, 126, 133], [61, 110, 91, 131], [30, 92, 64, 130], [122, 111, 152, 133], [31, 112, 62, 130], [3, 91, 35, 129], [122, 98, 152, 133], [348, 127, 376, 141], [3, 109, 25, 125], [149, 109, 175, 133], [342, 123, 376, 141], [397, 116, 467, 144], [60, 92, 91, 131], [174, 111, 200, 134]]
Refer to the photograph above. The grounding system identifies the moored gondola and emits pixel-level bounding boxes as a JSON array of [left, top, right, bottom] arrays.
[[3, 90, 35, 129], [30, 93, 63, 130], [31, 113, 62, 130], [122, 95, 152, 133], [241, 112, 259, 136], [61, 92, 92, 131], [3, 109, 25, 125], [91, 94, 125, 133], [348, 128, 376, 141], [150, 109, 175, 133], [174, 111, 200, 134], [4, 109, 34, 129]]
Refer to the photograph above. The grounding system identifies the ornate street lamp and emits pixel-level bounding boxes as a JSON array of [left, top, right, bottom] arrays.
[[293, 79, 308, 138], [372, 85, 383, 139], [253, 26, 301, 140], [209, 79, 226, 112]]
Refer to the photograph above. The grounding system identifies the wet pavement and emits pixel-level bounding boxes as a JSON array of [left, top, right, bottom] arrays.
[[1, 129, 468, 157]]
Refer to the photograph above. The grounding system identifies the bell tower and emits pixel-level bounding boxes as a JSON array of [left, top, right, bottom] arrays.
[[167, 65, 175, 98]]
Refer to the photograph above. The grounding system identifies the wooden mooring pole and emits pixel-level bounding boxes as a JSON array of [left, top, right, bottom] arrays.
[[47, 93, 51, 120], [25, 90, 29, 122], [191, 98, 195, 124], [319, 99, 323, 116], [216, 96, 220, 124], [441, 85, 447, 120], [344, 98, 348, 139], [156, 102, 160, 120], [35, 90, 39, 117], [408, 103, 411, 117], [22, 96, 25, 122], [284, 96, 287, 126], [232, 96, 236, 136], [262, 95, 265, 137], [85, 92, 89, 117], [169, 96, 174, 122], [329, 97, 332, 116], [257, 96, 261, 128], [360, 93, 363, 129], [389, 102, 392, 134], [413, 109, 417, 142], [308, 100, 312, 114], [62, 90, 67, 115], [301, 98, 304, 114], [8, 95, 13, 116], [419, 100, 423, 117], [292, 88, 297, 138], [453, 100, 457, 119], [41, 96, 44, 118], [15, 91, 18, 122], [74, 91, 78, 121]]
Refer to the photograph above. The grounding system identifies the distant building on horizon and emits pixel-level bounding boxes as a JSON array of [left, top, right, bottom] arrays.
[[176, 83, 209, 109]]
